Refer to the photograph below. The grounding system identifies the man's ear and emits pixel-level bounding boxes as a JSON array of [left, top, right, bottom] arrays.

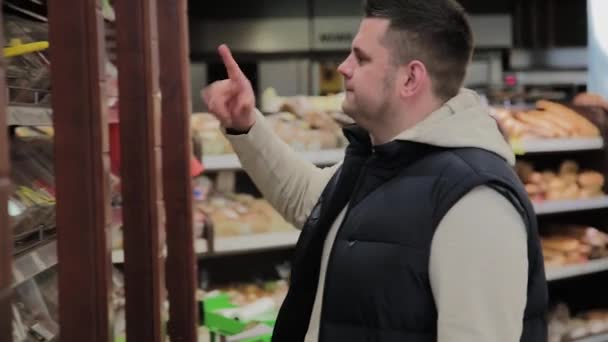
[[399, 60, 428, 98]]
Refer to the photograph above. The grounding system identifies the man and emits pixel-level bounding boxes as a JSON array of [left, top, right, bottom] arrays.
[[202, 0, 548, 341]]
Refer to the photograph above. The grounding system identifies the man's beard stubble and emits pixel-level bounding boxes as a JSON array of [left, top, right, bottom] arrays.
[[341, 73, 396, 128]]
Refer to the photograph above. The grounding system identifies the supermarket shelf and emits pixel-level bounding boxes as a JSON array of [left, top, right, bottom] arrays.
[[112, 246, 167, 264], [112, 231, 301, 263], [7, 105, 53, 126], [202, 149, 345, 171], [515, 137, 604, 154], [534, 197, 608, 215], [203, 137, 605, 171], [546, 258, 608, 281], [510, 70, 588, 86], [12, 240, 57, 288], [111, 198, 608, 263], [571, 332, 608, 342], [198, 230, 301, 256]]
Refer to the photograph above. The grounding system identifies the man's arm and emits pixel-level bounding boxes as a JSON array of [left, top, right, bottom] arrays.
[[225, 110, 340, 229], [202, 44, 340, 228], [430, 186, 528, 342]]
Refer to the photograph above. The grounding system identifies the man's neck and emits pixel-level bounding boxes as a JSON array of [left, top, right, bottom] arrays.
[[369, 95, 445, 145]]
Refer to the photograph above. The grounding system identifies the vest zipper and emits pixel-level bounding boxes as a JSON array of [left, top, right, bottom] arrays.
[[318, 156, 371, 341]]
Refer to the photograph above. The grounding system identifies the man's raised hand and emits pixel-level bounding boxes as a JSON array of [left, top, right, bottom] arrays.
[[201, 44, 256, 131]]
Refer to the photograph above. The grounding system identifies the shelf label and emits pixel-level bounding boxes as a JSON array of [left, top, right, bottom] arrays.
[[7, 106, 52, 126]]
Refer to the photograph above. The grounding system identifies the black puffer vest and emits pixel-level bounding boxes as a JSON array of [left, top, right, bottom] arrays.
[[272, 126, 548, 342]]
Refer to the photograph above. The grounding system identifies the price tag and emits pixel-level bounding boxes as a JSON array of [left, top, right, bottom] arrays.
[[7, 106, 52, 126]]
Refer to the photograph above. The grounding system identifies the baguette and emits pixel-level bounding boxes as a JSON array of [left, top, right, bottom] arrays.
[[533, 110, 576, 136], [536, 100, 600, 137], [514, 111, 562, 137]]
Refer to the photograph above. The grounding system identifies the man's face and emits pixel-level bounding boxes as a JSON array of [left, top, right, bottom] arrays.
[[338, 18, 398, 124]]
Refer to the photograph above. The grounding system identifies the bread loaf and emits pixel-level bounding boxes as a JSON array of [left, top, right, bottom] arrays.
[[515, 111, 569, 137], [514, 111, 559, 138], [578, 171, 605, 188]]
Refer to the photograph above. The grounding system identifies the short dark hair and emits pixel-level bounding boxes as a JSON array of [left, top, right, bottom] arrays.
[[364, 0, 473, 101]]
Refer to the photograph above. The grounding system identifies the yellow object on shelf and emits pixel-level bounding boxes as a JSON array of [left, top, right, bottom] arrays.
[[4, 38, 49, 58], [509, 137, 525, 156]]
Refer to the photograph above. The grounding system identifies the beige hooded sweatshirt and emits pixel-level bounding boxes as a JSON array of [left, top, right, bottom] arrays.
[[225, 89, 528, 342]]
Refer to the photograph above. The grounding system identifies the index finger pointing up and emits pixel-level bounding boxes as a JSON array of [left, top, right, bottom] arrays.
[[218, 44, 244, 81]]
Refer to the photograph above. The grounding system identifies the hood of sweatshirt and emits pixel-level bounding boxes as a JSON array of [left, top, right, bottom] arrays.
[[389, 88, 515, 165]]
